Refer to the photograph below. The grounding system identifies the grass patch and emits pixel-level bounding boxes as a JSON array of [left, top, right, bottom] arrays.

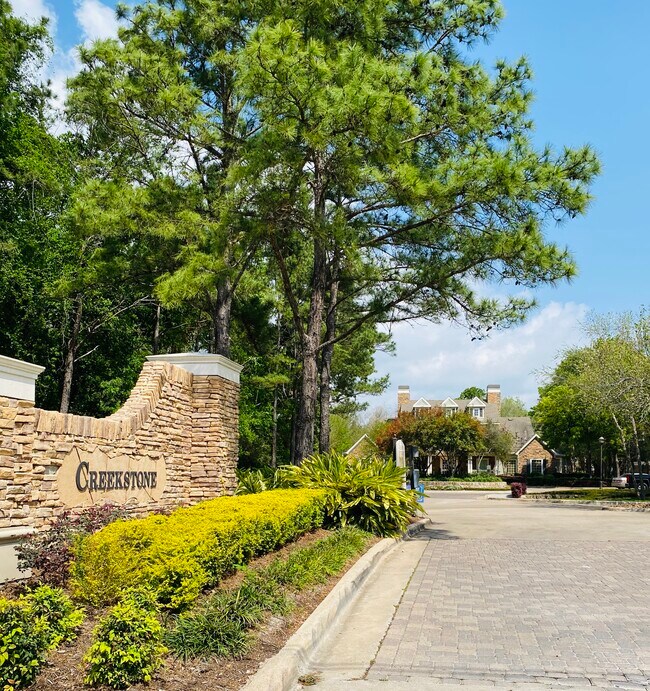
[[534, 488, 646, 501], [166, 527, 370, 661]]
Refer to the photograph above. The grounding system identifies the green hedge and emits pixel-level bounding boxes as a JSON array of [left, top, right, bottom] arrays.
[[70, 489, 326, 609]]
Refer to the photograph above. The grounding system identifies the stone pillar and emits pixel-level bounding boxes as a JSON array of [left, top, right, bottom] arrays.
[[146, 353, 243, 498], [0, 356, 43, 581]]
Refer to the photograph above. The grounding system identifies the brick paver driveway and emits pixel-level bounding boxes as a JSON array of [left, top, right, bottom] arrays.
[[308, 492, 650, 690]]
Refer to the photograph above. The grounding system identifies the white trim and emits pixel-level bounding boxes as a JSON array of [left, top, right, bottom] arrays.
[[0, 355, 45, 402], [467, 396, 486, 407], [440, 397, 458, 408], [412, 397, 431, 408], [344, 434, 378, 456], [147, 353, 243, 383]]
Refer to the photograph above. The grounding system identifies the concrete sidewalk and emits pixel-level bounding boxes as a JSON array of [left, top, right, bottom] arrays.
[[298, 492, 650, 690]]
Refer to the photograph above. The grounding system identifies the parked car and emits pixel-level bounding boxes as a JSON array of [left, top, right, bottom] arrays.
[[612, 474, 632, 488], [611, 473, 650, 491]]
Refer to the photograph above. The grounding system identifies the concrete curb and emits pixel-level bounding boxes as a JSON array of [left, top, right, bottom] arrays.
[[241, 518, 430, 691], [522, 497, 650, 511]]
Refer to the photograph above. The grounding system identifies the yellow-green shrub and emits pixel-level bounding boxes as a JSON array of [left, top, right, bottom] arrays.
[[0, 587, 84, 690], [70, 489, 325, 609], [84, 589, 166, 689]]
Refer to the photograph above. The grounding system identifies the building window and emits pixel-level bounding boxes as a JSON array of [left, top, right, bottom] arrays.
[[529, 458, 544, 475], [472, 407, 484, 419], [445, 407, 457, 417]]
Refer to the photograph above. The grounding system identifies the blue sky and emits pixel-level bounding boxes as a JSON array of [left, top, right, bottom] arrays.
[[9, 0, 649, 410]]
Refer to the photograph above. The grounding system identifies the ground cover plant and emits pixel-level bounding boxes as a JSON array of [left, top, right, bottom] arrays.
[[280, 452, 421, 536], [2, 523, 370, 690], [166, 527, 369, 662], [70, 489, 326, 609], [0, 586, 83, 691]]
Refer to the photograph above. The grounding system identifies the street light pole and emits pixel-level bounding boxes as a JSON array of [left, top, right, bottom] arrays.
[[599, 436, 605, 489]]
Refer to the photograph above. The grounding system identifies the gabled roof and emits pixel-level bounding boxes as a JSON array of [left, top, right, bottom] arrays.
[[514, 433, 552, 456], [440, 397, 458, 408], [467, 397, 486, 407], [344, 434, 378, 456], [412, 397, 431, 408]]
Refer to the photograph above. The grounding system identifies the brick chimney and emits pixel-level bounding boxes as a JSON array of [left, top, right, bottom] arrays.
[[486, 384, 501, 412], [397, 385, 410, 413]]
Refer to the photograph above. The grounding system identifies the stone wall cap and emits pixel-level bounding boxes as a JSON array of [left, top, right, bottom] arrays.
[[0, 355, 45, 379], [146, 353, 243, 383], [0, 526, 36, 541]]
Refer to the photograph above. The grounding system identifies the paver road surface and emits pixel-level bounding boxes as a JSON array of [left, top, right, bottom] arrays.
[[303, 492, 650, 690]]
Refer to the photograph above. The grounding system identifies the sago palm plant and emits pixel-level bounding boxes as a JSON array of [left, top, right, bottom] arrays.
[[282, 452, 422, 536]]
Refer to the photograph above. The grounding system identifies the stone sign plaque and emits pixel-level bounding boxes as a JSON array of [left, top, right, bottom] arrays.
[[57, 447, 166, 507]]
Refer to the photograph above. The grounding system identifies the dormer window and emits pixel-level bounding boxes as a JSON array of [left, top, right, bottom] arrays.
[[441, 397, 459, 417], [467, 397, 486, 420], [412, 398, 431, 417]]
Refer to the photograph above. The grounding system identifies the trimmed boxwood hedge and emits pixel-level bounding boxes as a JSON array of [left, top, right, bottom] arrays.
[[70, 489, 326, 609]]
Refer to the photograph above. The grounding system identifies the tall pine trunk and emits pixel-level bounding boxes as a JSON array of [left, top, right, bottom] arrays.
[[294, 241, 327, 462], [318, 271, 339, 453], [152, 302, 161, 354], [60, 298, 83, 414], [210, 276, 233, 357]]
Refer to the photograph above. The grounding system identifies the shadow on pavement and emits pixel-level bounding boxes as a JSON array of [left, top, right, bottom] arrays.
[[407, 525, 459, 541]]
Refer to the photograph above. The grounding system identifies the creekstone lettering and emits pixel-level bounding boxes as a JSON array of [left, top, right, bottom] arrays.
[[75, 461, 158, 493]]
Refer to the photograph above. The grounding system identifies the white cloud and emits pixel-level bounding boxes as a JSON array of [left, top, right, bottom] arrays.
[[9, 0, 56, 29], [361, 301, 590, 416], [74, 0, 118, 42]]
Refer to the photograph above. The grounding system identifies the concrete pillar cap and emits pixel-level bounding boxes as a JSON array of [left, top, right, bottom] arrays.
[[0, 355, 45, 402], [146, 353, 243, 384]]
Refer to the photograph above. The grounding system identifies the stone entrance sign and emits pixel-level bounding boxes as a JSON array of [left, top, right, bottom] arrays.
[[0, 352, 242, 582], [57, 447, 166, 506]]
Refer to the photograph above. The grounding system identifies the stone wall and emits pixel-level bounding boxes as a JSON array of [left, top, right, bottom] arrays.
[[0, 353, 242, 581]]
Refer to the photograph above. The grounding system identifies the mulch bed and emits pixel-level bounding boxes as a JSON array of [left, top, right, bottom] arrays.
[[5, 529, 378, 691]]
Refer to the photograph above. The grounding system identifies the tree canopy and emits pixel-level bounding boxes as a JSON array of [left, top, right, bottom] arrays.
[[0, 0, 600, 466], [532, 310, 650, 484], [459, 387, 485, 400], [500, 396, 528, 417]]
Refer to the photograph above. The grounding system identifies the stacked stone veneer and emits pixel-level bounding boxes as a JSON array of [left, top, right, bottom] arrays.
[[0, 357, 241, 534], [515, 437, 554, 474]]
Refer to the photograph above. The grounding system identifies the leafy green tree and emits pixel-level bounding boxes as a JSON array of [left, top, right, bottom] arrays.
[[60, 0, 599, 465], [500, 396, 528, 417], [240, 0, 600, 460], [0, 2, 201, 415], [400, 410, 484, 475], [531, 380, 614, 474], [67, 0, 265, 358], [480, 420, 514, 464], [458, 387, 485, 400], [574, 321, 650, 491]]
